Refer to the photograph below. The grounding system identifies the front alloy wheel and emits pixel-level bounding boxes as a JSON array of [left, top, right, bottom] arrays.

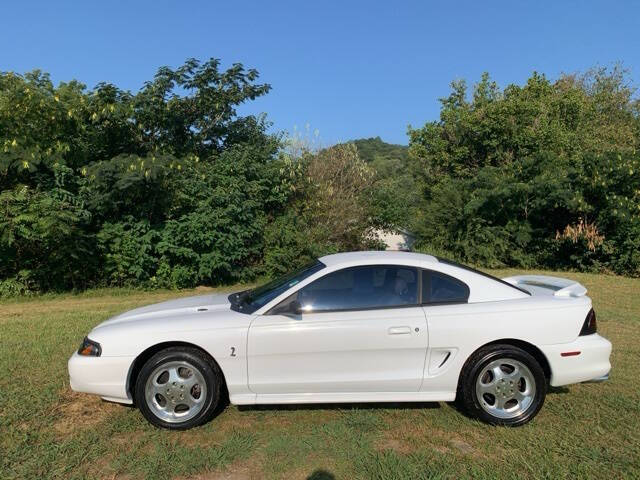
[[144, 360, 207, 423], [135, 347, 222, 429]]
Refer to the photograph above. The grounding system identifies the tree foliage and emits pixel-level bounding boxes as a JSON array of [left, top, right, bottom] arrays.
[[262, 143, 382, 277], [0, 59, 380, 295], [408, 68, 640, 275], [351, 137, 408, 164], [347, 137, 418, 232], [2, 61, 639, 296]]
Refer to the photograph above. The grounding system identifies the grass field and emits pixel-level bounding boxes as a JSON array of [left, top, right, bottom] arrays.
[[1, 269, 639, 479]]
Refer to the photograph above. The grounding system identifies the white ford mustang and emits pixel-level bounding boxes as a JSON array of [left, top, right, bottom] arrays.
[[68, 251, 611, 429]]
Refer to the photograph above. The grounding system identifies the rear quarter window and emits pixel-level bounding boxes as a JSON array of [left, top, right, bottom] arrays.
[[422, 270, 470, 304]]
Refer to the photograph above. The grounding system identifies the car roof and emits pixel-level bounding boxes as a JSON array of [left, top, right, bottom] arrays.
[[318, 251, 438, 267]]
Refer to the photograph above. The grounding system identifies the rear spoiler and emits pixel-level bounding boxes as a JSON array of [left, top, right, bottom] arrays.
[[502, 275, 587, 297]]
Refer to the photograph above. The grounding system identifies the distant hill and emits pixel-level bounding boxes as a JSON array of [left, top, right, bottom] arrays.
[[348, 137, 416, 233], [350, 137, 408, 163]]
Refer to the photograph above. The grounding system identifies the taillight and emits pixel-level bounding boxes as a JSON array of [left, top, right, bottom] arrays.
[[579, 309, 597, 335]]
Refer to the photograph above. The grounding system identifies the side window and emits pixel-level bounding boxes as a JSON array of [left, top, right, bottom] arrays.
[[422, 270, 469, 304], [273, 265, 418, 313]]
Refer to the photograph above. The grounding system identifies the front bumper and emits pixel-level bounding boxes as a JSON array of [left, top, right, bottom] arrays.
[[68, 352, 135, 404], [539, 333, 612, 387]]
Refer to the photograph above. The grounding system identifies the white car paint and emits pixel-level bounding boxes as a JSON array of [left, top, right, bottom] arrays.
[[247, 306, 428, 394], [68, 251, 612, 407]]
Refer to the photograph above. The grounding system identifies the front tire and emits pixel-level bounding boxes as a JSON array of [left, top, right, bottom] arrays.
[[135, 347, 222, 430], [458, 344, 546, 426]]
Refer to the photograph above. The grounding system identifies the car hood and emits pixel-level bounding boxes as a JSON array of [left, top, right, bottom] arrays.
[[95, 293, 233, 329]]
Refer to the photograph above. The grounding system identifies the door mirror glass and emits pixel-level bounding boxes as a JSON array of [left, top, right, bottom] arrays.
[[289, 300, 302, 315], [268, 295, 303, 316]]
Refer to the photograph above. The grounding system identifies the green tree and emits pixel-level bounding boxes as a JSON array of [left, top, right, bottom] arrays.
[[0, 58, 282, 294], [262, 143, 382, 277], [348, 137, 417, 232], [408, 68, 640, 275]]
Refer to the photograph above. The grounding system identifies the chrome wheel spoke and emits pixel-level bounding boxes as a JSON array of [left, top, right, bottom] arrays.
[[145, 360, 208, 423], [475, 358, 536, 420], [514, 389, 532, 404], [504, 366, 520, 381], [491, 366, 505, 382], [182, 392, 198, 407], [182, 373, 199, 389], [477, 381, 496, 395], [149, 380, 164, 396], [168, 366, 181, 385]]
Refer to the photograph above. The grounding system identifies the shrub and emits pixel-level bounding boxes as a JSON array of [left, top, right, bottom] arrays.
[[409, 68, 640, 276]]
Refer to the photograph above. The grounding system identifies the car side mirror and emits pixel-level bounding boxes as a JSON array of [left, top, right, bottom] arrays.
[[271, 299, 304, 317], [288, 300, 303, 316]]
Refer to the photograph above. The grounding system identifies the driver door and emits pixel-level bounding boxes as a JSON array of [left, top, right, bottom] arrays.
[[247, 265, 428, 394]]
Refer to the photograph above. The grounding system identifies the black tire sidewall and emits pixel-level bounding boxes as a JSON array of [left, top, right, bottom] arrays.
[[461, 345, 546, 426], [135, 347, 221, 430]]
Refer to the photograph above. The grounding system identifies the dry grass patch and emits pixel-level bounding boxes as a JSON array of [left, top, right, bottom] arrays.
[[374, 437, 416, 455], [374, 412, 489, 460], [52, 390, 122, 438], [173, 455, 266, 480], [173, 406, 300, 449]]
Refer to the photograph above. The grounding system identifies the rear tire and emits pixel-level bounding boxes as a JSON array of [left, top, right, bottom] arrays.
[[135, 347, 222, 430], [458, 344, 546, 426]]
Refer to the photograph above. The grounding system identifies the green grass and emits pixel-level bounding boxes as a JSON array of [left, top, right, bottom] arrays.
[[1, 270, 639, 479]]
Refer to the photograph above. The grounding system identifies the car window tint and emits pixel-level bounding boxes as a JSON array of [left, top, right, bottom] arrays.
[[240, 261, 325, 312], [422, 270, 469, 304], [296, 265, 418, 312]]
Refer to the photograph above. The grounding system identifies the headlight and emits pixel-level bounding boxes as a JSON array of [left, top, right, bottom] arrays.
[[78, 337, 101, 356]]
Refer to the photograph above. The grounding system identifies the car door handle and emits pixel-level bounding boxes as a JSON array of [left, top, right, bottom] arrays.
[[388, 326, 412, 335]]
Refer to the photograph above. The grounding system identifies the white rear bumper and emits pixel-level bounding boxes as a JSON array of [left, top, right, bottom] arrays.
[[540, 334, 612, 387], [68, 352, 134, 404]]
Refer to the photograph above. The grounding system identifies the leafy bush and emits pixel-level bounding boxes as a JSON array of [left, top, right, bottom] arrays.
[[409, 68, 640, 276], [97, 219, 160, 287], [0, 59, 287, 293], [2, 61, 639, 296], [262, 143, 384, 277], [0, 60, 382, 295], [0, 184, 97, 290]]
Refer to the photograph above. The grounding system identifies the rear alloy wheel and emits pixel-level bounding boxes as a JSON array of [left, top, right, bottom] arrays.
[[459, 345, 546, 426], [135, 347, 222, 429]]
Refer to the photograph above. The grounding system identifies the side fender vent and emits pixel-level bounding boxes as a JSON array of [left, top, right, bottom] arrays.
[[428, 348, 458, 375], [438, 351, 451, 368]]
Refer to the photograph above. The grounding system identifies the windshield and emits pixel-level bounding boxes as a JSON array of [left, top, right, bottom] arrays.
[[230, 260, 326, 313]]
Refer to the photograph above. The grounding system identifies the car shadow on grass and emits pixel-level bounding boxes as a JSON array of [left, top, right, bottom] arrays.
[[548, 386, 570, 394]]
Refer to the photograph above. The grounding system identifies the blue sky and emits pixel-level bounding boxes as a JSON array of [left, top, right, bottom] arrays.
[[2, 1, 639, 145]]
